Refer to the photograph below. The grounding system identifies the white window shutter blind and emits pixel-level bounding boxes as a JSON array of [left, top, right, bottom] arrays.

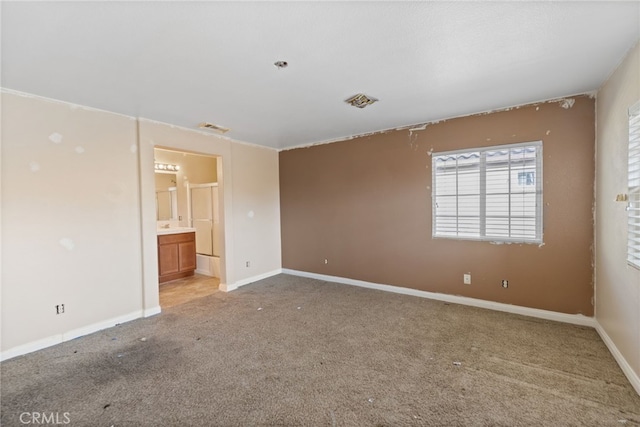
[[433, 141, 542, 243]]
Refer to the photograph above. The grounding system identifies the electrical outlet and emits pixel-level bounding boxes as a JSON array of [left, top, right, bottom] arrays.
[[56, 304, 65, 314], [463, 273, 471, 285], [246, 261, 250, 268], [502, 280, 509, 288], [324, 259, 328, 265]]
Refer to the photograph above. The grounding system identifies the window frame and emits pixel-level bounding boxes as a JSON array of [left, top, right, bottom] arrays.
[[431, 140, 543, 244]]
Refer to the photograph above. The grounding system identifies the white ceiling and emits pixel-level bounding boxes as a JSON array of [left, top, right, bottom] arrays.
[[2, 1, 639, 150]]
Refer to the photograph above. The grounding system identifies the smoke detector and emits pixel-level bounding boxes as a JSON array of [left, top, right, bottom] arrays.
[[198, 122, 230, 134], [345, 93, 378, 109]]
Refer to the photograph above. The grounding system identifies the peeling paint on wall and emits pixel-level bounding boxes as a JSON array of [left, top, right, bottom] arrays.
[[558, 98, 575, 109], [281, 93, 591, 152], [408, 124, 428, 133], [407, 124, 428, 150]]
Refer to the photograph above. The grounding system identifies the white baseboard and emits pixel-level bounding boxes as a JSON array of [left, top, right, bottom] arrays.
[[282, 269, 597, 328], [220, 268, 283, 293], [144, 306, 162, 317], [1, 335, 63, 362], [595, 323, 640, 396], [1, 310, 144, 362], [218, 282, 235, 292]]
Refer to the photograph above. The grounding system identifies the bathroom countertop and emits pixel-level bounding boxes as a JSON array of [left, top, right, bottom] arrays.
[[156, 227, 197, 235]]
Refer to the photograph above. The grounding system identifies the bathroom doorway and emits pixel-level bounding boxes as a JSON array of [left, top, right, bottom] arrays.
[[154, 148, 224, 307]]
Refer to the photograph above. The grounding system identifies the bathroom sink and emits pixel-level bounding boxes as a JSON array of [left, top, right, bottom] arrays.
[[156, 226, 197, 235]]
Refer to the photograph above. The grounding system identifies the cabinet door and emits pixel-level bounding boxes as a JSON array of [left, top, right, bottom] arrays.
[[178, 241, 196, 272], [158, 244, 179, 276]]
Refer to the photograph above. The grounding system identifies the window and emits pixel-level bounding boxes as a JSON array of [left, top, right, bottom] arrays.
[[518, 171, 535, 186], [432, 141, 543, 243], [628, 101, 640, 269]]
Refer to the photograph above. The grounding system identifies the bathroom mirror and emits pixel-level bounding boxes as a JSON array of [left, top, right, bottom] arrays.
[[155, 173, 178, 220]]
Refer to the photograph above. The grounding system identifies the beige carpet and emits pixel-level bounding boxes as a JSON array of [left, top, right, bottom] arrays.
[[2, 274, 639, 426]]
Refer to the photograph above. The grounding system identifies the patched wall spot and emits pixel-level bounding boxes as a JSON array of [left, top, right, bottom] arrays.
[[130, 145, 138, 153], [59, 238, 75, 251], [49, 133, 63, 144], [75, 146, 85, 154], [29, 161, 40, 172]]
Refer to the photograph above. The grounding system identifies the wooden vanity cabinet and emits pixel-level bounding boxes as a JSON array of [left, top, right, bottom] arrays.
[[158, 232, 196, 283]]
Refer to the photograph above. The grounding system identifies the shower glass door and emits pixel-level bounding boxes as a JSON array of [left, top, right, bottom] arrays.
[[189, 183, 220, 257]]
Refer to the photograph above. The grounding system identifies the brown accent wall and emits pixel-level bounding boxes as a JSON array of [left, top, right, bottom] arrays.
[[280, 96, 595, 315]]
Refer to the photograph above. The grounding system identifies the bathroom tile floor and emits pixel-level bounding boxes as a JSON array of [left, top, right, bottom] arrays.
[[159, 274, 220, 308]]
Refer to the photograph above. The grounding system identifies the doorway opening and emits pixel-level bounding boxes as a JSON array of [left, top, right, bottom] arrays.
[[154, 148, 223, 308]]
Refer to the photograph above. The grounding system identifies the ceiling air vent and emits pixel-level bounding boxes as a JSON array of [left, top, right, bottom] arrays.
[[345, 93, 378, 109], [198, 122, 230, 134]]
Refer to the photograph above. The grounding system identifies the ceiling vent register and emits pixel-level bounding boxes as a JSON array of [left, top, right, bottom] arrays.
[[345, 93, 378, 109], [198, 122, 230, 134]]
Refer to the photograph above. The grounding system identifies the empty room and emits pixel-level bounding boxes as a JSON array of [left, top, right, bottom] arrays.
[[1, 1, 639, 426]]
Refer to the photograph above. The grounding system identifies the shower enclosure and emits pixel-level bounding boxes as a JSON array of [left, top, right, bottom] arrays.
[[188, 182, 221, 277]]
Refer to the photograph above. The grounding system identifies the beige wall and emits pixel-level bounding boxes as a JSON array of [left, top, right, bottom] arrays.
[[230, 142, 282, 283], [280, 95, 595, 315], [595, 42, 640, 387], [1, 90, 282, 358], [1, 90, 143, 353]]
